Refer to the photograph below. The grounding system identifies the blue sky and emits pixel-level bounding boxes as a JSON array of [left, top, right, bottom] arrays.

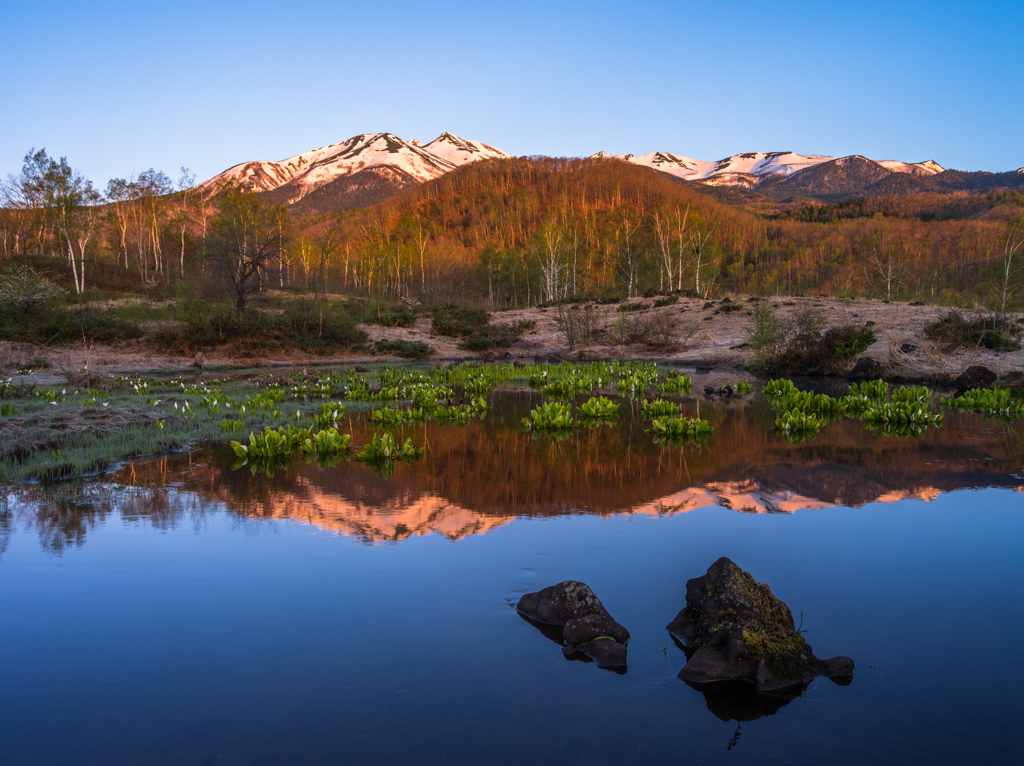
[[2, 0, 1021, 186]]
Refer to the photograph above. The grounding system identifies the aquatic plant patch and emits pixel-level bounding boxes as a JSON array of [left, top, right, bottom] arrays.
[[646, 416, 713, 441], [641, 399, 681, 419], [578, 396, 619, 422], [522, 401, 576, 433], [943, 387, 1024, 416], [356, 433, 424, 477]]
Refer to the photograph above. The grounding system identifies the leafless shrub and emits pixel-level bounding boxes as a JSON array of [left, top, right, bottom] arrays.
[[556, 303, 597, 351], [644, 313, 679, 351], [791, 305, 827, 341]]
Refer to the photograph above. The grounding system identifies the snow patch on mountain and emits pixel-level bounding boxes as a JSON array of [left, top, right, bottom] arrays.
[[591, 148, 946, 188], [420, 132, 511, 166], [200, 132, 507, 202], [876, 159, 944, 176]]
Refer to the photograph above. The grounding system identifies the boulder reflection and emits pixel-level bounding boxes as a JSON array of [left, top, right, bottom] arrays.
[[517, 613, 629, 674], [684, 680, 808, 723]]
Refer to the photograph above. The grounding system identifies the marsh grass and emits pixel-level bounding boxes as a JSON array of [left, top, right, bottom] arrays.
[[0, 376, 341, 482]]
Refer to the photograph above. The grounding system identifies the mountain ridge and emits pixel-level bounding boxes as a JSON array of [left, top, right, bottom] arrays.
[[198, 133, 1023, 209]]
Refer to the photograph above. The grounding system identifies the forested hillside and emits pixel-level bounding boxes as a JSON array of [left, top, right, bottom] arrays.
[[2, 152, 1022, 312], [317, 157, 1023, 307]]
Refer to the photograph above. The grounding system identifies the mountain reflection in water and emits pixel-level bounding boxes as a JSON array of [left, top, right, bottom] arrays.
[[73, 393, 1023, 545]]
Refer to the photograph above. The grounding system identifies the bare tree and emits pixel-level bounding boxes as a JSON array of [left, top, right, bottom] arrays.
[[993, 218, 1024, 317], [534, 221, 566, 303], [175, 168, 197, 275], [653, 206, 689, 291], [865, 234, 906, 301], [689, 220, 717, 297], [614, 216, 643, 298], [3, 148, 52, 255], [204, 186, 291, 314], [47, 157, 101, 295]]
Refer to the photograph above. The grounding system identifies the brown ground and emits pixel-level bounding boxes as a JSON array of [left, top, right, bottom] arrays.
[[2, 295, 1021, 386]]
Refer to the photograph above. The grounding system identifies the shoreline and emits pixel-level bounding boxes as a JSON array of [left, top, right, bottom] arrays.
[[3, 295, 1022, 387]]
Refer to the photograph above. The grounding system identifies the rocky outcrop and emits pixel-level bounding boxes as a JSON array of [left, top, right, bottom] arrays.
[[666, 558, 853, 691], [848, 357, 883, 380], [954, 365, 997, 391], [517, 581, 629, 667]]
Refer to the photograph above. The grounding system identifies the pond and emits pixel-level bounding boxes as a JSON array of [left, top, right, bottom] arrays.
[[2, 386, 1023, 764]]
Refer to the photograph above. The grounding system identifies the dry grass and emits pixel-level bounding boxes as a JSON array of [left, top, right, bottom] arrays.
[[0, 405, 171, 458]]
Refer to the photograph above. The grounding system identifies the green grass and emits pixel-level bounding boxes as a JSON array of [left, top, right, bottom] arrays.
[[0, 375, 362, 482]]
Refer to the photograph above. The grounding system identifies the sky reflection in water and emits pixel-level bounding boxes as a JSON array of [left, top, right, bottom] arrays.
[[1, 394, 1022, 764]]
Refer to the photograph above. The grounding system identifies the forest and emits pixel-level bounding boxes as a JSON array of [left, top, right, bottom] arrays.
[[2, 150, 1023, 321]]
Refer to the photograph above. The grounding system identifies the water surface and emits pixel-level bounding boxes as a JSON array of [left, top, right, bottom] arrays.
[[2, 393, 1022, 764]]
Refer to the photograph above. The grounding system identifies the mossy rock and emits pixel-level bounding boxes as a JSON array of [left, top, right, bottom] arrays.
[[666, 557, 853, 691], [517, 580, 630, 668]]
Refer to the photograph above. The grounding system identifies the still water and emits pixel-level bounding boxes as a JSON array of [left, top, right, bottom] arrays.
[[1, 392, 1023, 764]]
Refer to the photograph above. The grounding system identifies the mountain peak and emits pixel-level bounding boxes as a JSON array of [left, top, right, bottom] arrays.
[[421, 133, 511, 167], [200, 131, 506, 201]]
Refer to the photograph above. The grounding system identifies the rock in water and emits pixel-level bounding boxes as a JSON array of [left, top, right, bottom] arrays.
[[666, 558, 853, 691], [517, 581, 629, 667], [847, 357, 882, 380], [954, 365, 997, 391]]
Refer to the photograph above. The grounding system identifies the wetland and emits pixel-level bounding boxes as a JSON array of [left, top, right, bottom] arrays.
[[1, 360, 1023, 764]]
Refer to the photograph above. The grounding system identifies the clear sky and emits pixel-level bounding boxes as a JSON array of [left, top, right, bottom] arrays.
[[2, 0, 1021, 188]]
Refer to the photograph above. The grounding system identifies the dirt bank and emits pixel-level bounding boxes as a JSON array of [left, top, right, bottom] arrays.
[[3, 295, 1022, 386]]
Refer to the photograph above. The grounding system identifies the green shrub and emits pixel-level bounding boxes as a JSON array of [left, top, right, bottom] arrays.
[[774, 410, 825, 440], [346, 299, 417, 328], [156, 299, 367, 354], [654, 296, 679, 307], [0, 264, 66, 313], [617, 301, 651, 313], [374, 339, 433, 358], [432, 305, 489, 336], [458, 322, 529, 350], [579, 396, 619, 423], [749, 302, 875, 374], [925, 311, 1020, 351], [0, 303, 143, 344]]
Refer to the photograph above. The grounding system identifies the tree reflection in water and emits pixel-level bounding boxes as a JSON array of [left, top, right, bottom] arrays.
[[4, 392, 1023, 552]]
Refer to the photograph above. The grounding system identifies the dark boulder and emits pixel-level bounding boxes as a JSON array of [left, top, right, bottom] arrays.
[[818, 655, 855, 679], [899, 343, 918, 354], [954, 365, 997, 391], [517, 581, 630, 667], [666, 558, 853, 692], [848, 357, 883, 380]]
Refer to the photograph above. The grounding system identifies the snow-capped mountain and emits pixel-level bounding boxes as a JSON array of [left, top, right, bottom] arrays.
[[414, 132, 509, 167], [201, 132, 511, 204], [200, 132, 1015, 209], [591, 149, 944, 189]]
